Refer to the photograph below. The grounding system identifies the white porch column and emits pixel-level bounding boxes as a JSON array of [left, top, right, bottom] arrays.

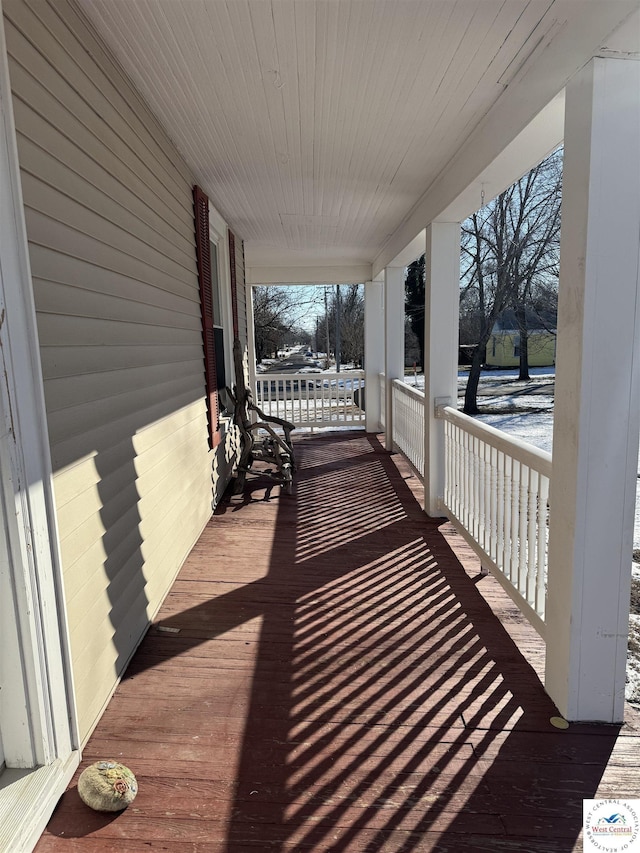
[[424, 222, 461, 516], [245, 281, 257, 397], [384, 266, 405, 450], [364, 279, 384, 433], [545, 58, 640, 723]]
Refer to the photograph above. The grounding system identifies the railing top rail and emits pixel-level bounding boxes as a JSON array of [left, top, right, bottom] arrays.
[[440, 405, 552, 476], [391, 378, 425, 403], [257, 370, 364, 382]]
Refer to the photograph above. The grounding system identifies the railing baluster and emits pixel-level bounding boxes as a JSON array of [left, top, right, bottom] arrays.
[[489, 445, 497, 561], [518, 464, 529, 597], [496, 450, 505, 570], [527, 468, 536, 599], [537, 474, 550, 619]]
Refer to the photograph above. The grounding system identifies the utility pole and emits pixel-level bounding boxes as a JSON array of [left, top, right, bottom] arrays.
[[324, 287, 330, 369], [335, 284, 341, 373]]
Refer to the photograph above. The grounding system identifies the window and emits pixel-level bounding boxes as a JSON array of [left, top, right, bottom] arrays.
[[209, 240, 226, 394], [193, 186, 241, 445]]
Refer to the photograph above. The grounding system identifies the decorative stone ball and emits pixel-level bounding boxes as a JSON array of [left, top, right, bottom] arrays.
[[77, 761, 138, 812]]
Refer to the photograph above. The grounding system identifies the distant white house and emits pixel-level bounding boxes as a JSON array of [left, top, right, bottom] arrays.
[[486, 310, 557, 368]]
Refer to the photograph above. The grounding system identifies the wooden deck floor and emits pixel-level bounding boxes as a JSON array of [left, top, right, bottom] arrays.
[[37, 432, 640, 852]]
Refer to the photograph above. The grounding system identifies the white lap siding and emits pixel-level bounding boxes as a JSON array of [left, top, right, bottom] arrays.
[[3, 0, 238, 741]]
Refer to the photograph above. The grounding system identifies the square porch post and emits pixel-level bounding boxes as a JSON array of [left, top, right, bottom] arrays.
[[545, 58, 640, 723], [384, 266, 406, 451], [423, 222, 461, 517], [245, 281, 257, 397], [364, 279, 384, 433]]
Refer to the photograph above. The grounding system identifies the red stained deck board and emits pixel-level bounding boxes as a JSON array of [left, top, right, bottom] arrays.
[[37, 433, 640, 853]]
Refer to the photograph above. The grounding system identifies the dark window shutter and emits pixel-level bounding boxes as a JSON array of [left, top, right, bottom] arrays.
[[193, 185, 221, 449]]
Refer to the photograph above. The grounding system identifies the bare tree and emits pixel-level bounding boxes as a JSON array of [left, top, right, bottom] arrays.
[[317, 285, 365, 367], [252, 286, 322, 362], [460, 148, 562, 413], [405, 256, 425, 371]]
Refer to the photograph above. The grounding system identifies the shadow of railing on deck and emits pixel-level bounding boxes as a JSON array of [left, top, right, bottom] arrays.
[[129, 433, 619, 851]]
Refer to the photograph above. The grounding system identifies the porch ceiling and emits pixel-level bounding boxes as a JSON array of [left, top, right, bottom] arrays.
[[78, 0, 638, 282]]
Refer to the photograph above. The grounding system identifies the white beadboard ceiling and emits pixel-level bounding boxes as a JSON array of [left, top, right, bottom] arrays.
[[78, 0, 638, 280]]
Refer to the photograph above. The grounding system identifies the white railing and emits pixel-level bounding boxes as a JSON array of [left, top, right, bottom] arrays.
[[440, 406, 552, 636], [392, 380, 425, 478], [255, 371, 365, 429], [379, 373, 386, 430]]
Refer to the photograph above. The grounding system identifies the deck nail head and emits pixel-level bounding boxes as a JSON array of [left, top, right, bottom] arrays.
[[550, 716, 569, 729]]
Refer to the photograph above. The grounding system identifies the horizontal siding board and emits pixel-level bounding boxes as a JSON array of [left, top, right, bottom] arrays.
[[30, 245, 198, 316], [62, 442, 210, 585], [46, 374, 205, 445], [36, 314, 201, 348], [49, 0, 194, 192], [70, 472, 212, 676], [5, 0, 192, 210], [73, 497, 208, 739], [5, 23, 193, 240], [33, 280, 200, 331], [62, 462, 217, 625], [52, 400, 206, 509], [40, 344, 204, 380], [16, 130, 195, 267], [49, 389, 207, 475], [43, 361, 204, 413], [21, 173, 194, 284], [56, 416, 209, 544], [24, 210, 197, 302], [51, 399, 208, 500]]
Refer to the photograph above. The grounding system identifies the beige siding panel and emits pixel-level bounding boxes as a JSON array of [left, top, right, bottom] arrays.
[[44, 361, 203, 414], [8, 65, 192, 246], [71, 481, 211, 697], [64, 440, 211, 738], [73, 499, 210, 738], [46, 0, 194, 195], [61, 448, 210, 608], [17, 131, 195, 267], [34, 280, 200, 333], [64, 446, 210, 597], [5, 24, 192, 242], [52, 399, 205, 507], [40, 344, 204, 380], [34, 280, 199, 334], [22, 174, 193, 284], [50, 393, 207, 475], [45, 367, 203, 422], [24, 210, 197, 301], [6, 0, 192, 209], [58, 412, 208, 553], [46, 374, 204, 445], [29, 245, 197, 317], [36, 314, 199, 349]]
